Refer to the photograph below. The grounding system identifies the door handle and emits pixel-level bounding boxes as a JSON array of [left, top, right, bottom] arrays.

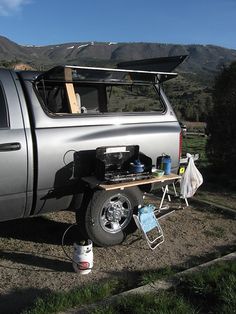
[[0, 142, 21, 151]]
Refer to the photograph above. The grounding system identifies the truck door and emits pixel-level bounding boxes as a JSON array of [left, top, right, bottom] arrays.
[[0, 70, 28, 221]]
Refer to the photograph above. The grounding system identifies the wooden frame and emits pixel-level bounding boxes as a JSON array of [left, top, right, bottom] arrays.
[[64, 67, 81, 114]]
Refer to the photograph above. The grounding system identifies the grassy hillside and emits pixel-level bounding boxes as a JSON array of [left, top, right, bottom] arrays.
[[164, 73, 213, 122]]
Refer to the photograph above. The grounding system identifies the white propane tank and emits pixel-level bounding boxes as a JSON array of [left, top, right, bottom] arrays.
[[72, 240, 93, 274]]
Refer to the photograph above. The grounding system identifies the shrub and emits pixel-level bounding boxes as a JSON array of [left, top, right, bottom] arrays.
[[207, 61, 236, 175]]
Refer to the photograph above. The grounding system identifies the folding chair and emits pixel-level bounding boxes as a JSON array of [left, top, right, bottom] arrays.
[[133, 204, 164, 250]]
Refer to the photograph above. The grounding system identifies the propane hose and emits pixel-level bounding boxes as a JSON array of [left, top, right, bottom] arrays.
[[61, 223, 78, 263], [61, 223, 94, 271]]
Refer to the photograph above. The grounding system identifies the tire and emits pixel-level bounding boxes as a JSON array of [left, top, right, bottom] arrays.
[[75, 189, 93, 238], [84, 187, 143, 247]]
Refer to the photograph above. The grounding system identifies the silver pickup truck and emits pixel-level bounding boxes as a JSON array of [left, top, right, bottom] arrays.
[[0, 55, 186, 246]]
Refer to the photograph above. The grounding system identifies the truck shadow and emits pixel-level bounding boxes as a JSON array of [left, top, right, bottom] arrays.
[[181, 243, 236, 268], [104, 243, 236, 280], [0, 249, 72, 272], [0, 287, 51, 314], [0, 216, 84, 245]]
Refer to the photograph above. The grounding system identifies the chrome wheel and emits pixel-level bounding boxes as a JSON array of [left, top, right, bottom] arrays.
[[84, 187, 144, 246], [100, 194, 132, 233]]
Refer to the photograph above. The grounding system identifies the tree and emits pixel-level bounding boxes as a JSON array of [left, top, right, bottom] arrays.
[[207, 61, 236, 173]]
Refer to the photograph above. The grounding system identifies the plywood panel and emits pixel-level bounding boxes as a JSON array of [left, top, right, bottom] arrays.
[[82, 173, 181, 191]]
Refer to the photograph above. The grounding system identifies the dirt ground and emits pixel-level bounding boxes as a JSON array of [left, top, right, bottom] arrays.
[[0, 197, 235, 314]]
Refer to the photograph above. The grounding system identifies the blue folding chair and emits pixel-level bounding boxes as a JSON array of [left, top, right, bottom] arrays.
[[133, 204, 164, 250]]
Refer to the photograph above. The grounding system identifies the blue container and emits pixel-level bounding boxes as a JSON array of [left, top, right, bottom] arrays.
[[130, 159, 144, 173], [157, 155, 171, 175]]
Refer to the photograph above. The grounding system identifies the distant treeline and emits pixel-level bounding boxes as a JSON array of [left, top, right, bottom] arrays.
[[164, 72, 213, 123]]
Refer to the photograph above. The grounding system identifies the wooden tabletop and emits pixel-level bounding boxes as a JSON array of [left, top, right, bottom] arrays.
[[82, 173, 181, 191]]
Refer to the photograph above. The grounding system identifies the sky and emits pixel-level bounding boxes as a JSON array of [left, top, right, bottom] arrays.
[[0, 0, 236, 49]]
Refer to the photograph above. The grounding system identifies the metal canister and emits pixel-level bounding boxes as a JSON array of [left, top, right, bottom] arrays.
[[72, 240, 93, 274], [157, 155, 171, 175]]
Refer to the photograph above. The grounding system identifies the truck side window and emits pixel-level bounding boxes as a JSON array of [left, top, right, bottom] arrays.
[[36, 82, 102, 115], [74, 86, 100, 113], [0, 84, 8, 128], [106, 84, 164, 113], [36, 82, 70, 114]]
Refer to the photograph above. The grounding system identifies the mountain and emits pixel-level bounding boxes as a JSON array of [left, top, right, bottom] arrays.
[[1, 35, 236, 77], [1, 35, 236, 121]]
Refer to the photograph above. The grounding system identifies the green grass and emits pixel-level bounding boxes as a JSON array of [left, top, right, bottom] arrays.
[[178, 260, 236, 314], [92, 292, 196, 314], [182, 134, 208, 168], [22, 260, 236, 314], [182, 134, 236, 191], [22, 266, 180, 314], [22, 279, 125, 314], [91, 260, 236, 314], [139, 265, 183, 286]]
